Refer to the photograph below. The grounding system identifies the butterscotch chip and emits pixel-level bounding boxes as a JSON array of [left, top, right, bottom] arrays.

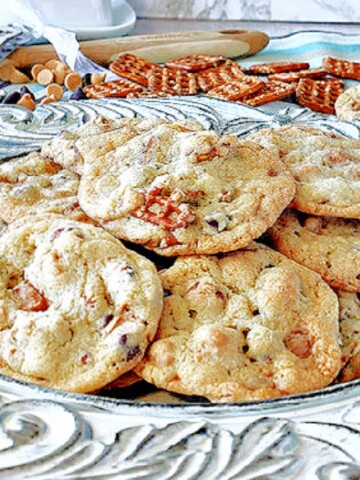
[[46, 83, 63, 101], [335, 85, 360, 122], [45, 59, 60, 70], [0, 215, 163, 393], [83, 79, 144, 99], [207, 76, 264, 101], [40, 95, 57, 105], [37, 68, 55, 86], [90, 73, 106, 85], [323, 57, 360, 81], [241, 81, 296, 106], [165, 54, 226, 72], [147, 67, 198, 95], [17, 93, 36, 111], [248, 125, 360, 218], [53, 63, 69, 85], [109, 54, 160, 87], [249, 61, 310, 75], [337, 290, 360, 382], [196, 61, 246, 92], [268, 68, 328, 83], [64, 72, 82, 91], [268, 210, 360, 292], [296, 78, 344, 114], [31, 63, 46, 80], [9, 68, 30, 84], [76, 120, 295, 256], [135, 243, 341, 402]]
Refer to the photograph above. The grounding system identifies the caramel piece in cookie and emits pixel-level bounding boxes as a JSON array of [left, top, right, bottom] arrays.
[[77, 121, 295, 256], [0, 152, 92, 224], [268, 210, 360, 292], [0, 215, 163, 393], [248, 125, 360, 218], [135, 243, 341, 402], [335, 85, 360, 122], [337, 290, 360, 382]]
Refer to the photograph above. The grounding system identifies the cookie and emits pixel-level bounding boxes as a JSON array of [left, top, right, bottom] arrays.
[[337, 290, 360, 382], [0, 215, 163, 393], [135, 243, 341, 402], [335, 85, 360, 122], [77, 122, 295, 256], [0, 152, 91, 224], [41, 116, 142, 175], [248, 125, 360, 218], [268, 210, 360, 292]]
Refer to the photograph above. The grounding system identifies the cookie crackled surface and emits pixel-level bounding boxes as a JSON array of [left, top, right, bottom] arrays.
[[77, 121, 295, 256], [248, 125, 360, 218], [0, 215, 163, 393], [135, 243, 341, 402]]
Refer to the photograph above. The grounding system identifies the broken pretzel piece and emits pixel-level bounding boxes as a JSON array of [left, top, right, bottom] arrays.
[[147, 67, 198, 96], [83, 79, 144, 99], [240, 81, 296, 106], [165, 54, 226, 72], [196, 61, 246, 92], [207, 76, 264, 101], [323, 56, 360, 81], [109, 54, 161, 87], [268, 68, 328, 83], [249, 61, 310, 75]]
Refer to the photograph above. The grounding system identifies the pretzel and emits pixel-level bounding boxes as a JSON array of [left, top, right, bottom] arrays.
[[131, 187, 196, 231], [296, 78, 344, 114], [165, 54, 226, 72], [249, 61, 310, 75], [126, 91, 172, 99], [109, 54, 161, 87], [83, 79, 144, 99], [206, 76, 264, 101], [196, 61, 246, 92], [268, 68, 328, 83], [241, 81, 297, 106], [323, 57, 360, 81], [147, 67, 198, 95]]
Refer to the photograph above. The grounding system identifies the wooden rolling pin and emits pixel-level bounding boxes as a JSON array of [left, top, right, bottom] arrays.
[[7, 29, 269, 67]]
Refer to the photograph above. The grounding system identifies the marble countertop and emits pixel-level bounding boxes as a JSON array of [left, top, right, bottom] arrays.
[[132, 18, 360, 37]]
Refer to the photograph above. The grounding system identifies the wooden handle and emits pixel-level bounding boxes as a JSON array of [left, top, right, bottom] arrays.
[[7, 29, 269, 68]]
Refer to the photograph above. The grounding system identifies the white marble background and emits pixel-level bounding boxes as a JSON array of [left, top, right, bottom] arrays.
[[127, 0, 360, 22]]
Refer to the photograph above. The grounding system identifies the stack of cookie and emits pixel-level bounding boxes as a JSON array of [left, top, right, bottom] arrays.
[[0, 117, 358, 403]]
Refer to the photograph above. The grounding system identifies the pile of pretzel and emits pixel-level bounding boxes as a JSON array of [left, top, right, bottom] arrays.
[[82, 54, 360, 115]]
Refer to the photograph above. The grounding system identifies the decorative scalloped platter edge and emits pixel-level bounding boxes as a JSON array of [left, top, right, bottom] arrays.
[[0, 96, 359, 479]]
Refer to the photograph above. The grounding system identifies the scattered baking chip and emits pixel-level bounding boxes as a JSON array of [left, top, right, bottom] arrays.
[[249, 61, 310, 75], [31, 63, 46, 80], [207, 76, 264, 101], [64, 72, 83, 92], [83, 79, 144, 99], [17, 93, 36, 110], [9, 68, 30, 84], [90, 73, 107, 85], [147, 67, 198, 95], [46, 83, 63, 101], [196, 61, 246, 92], [40, 94, 57, 105], [241, 81, 297, 106], [323, 57, 360, 81], [37, 68, 55, 86], [296, 78, 344, 114], [165, 54, 226, 72], [268, 68, 328, 83], [109, 54, 160, 87]]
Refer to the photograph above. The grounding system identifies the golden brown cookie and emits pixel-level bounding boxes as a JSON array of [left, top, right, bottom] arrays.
[[337, 290, 360, 382], [135, 243, 341, 402], [0, 215, 163, 393], [268, 210, 360, 292], [248, 125, 360, 218], [335, 85, 360, 122], [0, 152, 91, 224], [77, 122, 295, 256]]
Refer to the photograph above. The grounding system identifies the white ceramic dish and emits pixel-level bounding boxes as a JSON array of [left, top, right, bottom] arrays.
[[0, 96, 359, 478]]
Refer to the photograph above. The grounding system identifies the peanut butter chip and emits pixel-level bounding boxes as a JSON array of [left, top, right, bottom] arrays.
[[31, 64, 46, 80], [46, 83, 63, 101], [65, 72, 82, 91], [37, 68, 55, 86], [17, 93, 36, 111]]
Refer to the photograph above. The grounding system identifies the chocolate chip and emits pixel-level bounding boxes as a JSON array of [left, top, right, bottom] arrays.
[[119, 334, 127, 345], [215, 290, 226, 301], [70, 87, 88, 101], [264, 264, 275, 269], [127, 345, 141, 361], [82, 73, 92, 86], [207, 220, 219, 229], [163, 289, 172, 297], [242, 345, 249, 354], [50, 228, 64, 241], [252, 309, 260, 316], [20, 86, 35, 101], [103, 314, 114, 327], [189, 309, 197, 318], [2, 91, 21, 104]]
